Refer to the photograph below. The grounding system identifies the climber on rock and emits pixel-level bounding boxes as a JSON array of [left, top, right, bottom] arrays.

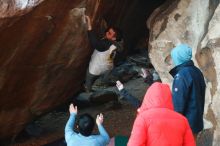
[[84, 15, 123, 92]]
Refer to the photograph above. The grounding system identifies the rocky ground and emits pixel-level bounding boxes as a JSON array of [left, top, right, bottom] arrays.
[[8, 53, 210, 146]]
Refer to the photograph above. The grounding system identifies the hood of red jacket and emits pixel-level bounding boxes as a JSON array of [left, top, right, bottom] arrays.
[[138, 82, 174, 113]]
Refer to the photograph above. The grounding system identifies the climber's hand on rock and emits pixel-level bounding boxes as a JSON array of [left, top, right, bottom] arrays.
[[85, 15, 92, 30]]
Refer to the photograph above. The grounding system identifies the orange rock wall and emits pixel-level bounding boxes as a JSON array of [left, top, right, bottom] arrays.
[[0, 0, 95, 139]]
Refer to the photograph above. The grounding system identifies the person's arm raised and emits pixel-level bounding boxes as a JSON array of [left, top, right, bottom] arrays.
[[96, 113, 110, 144], [116, 80, 141, 109], [85, 15, 105, 51], [64, 104, 78, 142]]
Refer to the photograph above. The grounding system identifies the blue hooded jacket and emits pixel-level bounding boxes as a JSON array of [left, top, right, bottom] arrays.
[[169, 44, 206, 133], [171, 44, 192, 66]]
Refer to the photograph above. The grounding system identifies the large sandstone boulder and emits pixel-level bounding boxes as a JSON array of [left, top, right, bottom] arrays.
[[0, 0, 98, 139], [148, 0, 220, 145]]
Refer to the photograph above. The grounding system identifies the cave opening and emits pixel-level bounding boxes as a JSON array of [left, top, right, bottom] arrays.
[[95, 0, 166, 55]]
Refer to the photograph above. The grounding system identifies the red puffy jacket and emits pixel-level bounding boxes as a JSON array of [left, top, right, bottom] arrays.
[[127, 82, 195, 146]]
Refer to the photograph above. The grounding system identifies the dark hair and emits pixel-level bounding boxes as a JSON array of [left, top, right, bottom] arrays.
[[77, 113, 95, 136], [105, 26, 123, 41]]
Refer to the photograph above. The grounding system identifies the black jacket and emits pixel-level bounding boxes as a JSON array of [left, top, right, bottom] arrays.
[[170, 60, 206, 133]]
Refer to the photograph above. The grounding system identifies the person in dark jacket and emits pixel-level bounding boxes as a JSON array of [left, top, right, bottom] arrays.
[[116, 80, 142, 109], [169, 44, 206, 139], [84, 15, 122, 92], [115, 68, 157, 109]]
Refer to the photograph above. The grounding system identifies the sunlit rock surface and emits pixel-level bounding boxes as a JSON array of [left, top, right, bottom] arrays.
[[0, 0, 44, 29], [0, 0, 43, 17], [148, 0, 220, 145]]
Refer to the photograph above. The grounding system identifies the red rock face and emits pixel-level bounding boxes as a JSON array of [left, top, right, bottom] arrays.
[[0, 0, 165, 140], [0, 0, 43, 29], [0, 0, 98, 139]]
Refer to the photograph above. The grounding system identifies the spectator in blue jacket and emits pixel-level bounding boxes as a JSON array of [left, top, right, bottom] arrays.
[[169, 44, 206, 140], [65, 104, 110, 146]]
